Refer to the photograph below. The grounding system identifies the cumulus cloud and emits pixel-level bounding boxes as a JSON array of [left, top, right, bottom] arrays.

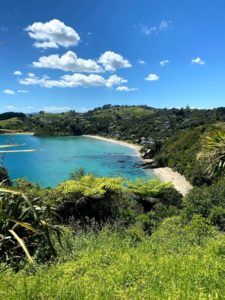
[[139, 20, 173, 36], [32, 51, 103, 73], [25, 19, 80, 49], [3, 89, 15, 95], [191, 57, 205, 65], [27, 72, 36, 78], [116, 86, 138, 92], [145, 73, 159, 81], [137, 59, 146, 65], [14, 70, 22, 76], [19, 73, 127, 89], [160, 59, 170, 66], [98, 51, 131, 72]]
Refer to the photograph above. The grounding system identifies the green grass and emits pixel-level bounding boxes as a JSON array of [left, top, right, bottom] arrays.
[[94, 106, 155, 119], [1, 216, 225, 299]]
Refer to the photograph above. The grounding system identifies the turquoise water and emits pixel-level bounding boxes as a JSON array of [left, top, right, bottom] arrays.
[[0, 135, 154, 187]]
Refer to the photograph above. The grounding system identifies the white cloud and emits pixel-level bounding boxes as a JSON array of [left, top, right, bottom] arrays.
[[33, 41, 59, 49], [27, 72, 36, 78], [25, 19, 80, 49], [3, 89, 15, 95], [139, 20, 173, 36], [41, 106, 71, 112], [137, 59, 146, 65], [14, 70, 22, 76], [159, 20, 173, 31], [0, 27, 9, 32], [116, 86, 138, 92], [98, 51, 131, 72], [104, 75, 127, 88], [191, 57, 205, 65], [17, 89, 28, 93], [32, 51, 103, 73], [19, 73, 127, 89], [139, 23, 157, 35], [145, 73, 159, 81], [5, 105, 15, 110], [160, 59, 170, 66]]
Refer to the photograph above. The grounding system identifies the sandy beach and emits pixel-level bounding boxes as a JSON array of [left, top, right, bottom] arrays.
[[152, 167, 193, 196], [85, 134, 192, 196], [84, 135, 142, 155]]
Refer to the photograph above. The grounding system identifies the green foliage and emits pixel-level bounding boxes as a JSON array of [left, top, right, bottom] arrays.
[[128, 179, 183, 211], [55, 176, 137, 224], [1, 216, 225, 299], [69, 167, 87, 180], [0, 191, 63, 268], [1, 105, 225, 142], [155, 124, 225, 185], [183, 178, 225, 230], [198, 129, 225, 179], [155, 126, 207, 185], [0, 166, 12, 186], [0, 174, 182, 269], [54, 176, 182, 225]]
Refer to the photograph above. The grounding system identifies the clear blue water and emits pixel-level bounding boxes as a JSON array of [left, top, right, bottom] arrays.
[[0, 135, 154, 187]]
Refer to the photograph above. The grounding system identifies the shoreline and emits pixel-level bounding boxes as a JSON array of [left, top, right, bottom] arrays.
[[84, 134, 192, 196], [0, 132, 34, 136], [83, 134, 141, 156]]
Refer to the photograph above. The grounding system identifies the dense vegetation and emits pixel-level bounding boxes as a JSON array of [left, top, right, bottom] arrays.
[[1, 105, 225, 140], [2, 216, 225, 299], [154, 123, 225, 185], [1, 170, 225, 298], [1, 105, 225, 298]]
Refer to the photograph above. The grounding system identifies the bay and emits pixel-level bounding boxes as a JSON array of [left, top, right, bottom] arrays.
[[0, 135, 154, 187]]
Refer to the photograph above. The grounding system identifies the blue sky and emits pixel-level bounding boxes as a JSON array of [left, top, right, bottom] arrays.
[[1, 0, 225, 113]]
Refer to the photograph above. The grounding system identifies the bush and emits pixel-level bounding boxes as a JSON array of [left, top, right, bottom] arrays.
[[55, 176, 139, 224], [1, 216, 225, 299], [183, 178, 225, 230], [127, 179, 183, 212], [0, 191, 63, 268], [0, 166, 12, 186]]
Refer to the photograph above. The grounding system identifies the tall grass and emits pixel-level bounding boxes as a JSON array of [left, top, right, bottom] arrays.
[[1, 216, 225, 299]]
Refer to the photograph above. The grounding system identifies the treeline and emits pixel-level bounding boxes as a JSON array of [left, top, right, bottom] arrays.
[[1, 105, 225, 140], [0, 112, 25, 121]]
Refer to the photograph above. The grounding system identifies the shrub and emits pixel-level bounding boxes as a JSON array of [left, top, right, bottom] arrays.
[[183, 178, 225, 230], [127, 179, 183, 212], [55, 176, 139, 224], [0, 166, 12, 186], [0, 192, 63, 268]]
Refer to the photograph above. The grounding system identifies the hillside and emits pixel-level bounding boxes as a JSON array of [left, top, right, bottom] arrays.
[[1, 105, 225, 140]]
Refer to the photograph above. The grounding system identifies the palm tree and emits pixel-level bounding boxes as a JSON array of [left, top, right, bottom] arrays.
[[198, 129, 225, 178]]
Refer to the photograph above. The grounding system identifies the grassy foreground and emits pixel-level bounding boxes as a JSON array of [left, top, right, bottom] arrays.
[[1, 216, 225, 300]]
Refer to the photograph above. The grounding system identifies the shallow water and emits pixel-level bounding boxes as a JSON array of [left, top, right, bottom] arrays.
[[0, 135, 154, 187]]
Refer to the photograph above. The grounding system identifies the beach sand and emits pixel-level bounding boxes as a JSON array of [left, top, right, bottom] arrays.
[[84, 135, 192, 196]]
